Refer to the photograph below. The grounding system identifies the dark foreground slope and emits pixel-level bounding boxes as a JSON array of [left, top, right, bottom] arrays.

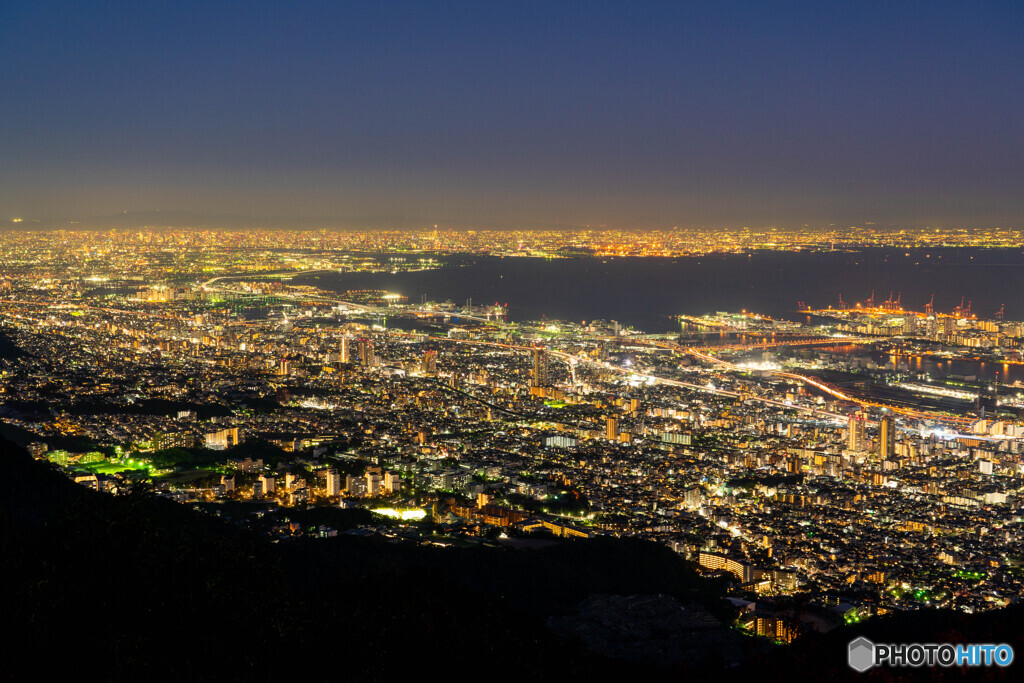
[[9, 435, 1020, 682], [0, 438, 718, 681]]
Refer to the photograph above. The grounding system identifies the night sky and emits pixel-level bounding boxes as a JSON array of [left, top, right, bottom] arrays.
[[2, 1, 1023, 228]]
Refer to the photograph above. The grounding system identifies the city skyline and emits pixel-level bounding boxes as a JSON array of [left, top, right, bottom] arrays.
[[6, 2, 1024, 676]]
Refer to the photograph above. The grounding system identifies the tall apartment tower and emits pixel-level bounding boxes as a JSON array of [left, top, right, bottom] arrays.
[[359, 339, 374, 367], [384, 471, 402, 494], [258, 475, 276, 495], [848, 412, 867, 452], [326, 469, 342, 497], [422, 350, 437, 376], [532, 348, 549, 387], [365, 467, 382, 496], [879, 416, 896, 459]]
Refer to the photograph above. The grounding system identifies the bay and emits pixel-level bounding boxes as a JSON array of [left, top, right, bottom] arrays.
[[292, 247, 1024, 334]]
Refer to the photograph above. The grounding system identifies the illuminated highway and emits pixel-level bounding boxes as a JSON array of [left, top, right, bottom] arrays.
[[684, 347, 981, 429]]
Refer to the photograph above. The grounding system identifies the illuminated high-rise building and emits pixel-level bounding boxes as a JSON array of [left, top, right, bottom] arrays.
[[384, 471, 402, 494], [259, 474, 276, 494], [422, 350, 437, 376], [848, 412, 867, 452], [326, 469, 342, 497], [532, 347, 549, 387], [365, 467, 381, 496], [345, 474, 367, 497], [359, 339, 374, 367], [607, 416, 618, 441], [879, 416, 896, 459]]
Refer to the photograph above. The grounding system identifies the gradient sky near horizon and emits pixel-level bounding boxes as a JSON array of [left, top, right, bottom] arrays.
[[2, 1, 1023, 228]]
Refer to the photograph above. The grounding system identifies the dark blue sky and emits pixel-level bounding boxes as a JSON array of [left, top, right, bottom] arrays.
[[2, 1, 1023, 227]]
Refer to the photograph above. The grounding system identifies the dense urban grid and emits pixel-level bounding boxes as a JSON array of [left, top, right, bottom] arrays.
[[4, 227, 1024, 645]]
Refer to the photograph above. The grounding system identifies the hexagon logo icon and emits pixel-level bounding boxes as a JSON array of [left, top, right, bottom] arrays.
[[848, 636, 875, 672]]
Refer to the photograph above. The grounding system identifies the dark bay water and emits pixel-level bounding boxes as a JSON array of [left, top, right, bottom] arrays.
[[293, 248, 1024, 334]]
